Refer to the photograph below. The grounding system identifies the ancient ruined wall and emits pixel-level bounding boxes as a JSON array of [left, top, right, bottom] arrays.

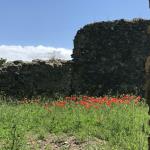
[[145, 56, 150, 106], [72, 19, 150, 96], [0, 59, 72, 98], [1, 19, 150, 98]]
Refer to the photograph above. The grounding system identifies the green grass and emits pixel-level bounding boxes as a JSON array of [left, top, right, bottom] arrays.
[[0, 96, 149, 150]]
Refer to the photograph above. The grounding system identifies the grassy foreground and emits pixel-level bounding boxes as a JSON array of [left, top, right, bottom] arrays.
[[0, 95, 150, 150]]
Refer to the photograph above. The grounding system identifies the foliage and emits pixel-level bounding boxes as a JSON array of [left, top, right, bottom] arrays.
[[0, 95, 149, 149]]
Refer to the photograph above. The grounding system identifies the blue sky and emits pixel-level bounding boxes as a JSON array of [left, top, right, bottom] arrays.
[[0, 0, 150, 60]]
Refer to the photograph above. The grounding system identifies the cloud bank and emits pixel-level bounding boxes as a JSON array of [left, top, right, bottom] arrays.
[[0, 45, 72, 61]]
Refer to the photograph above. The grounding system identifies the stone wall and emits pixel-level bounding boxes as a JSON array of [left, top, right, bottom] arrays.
[[1, 19, 150, 98], [0, 59, 72, 98], [145, 56, 150, 107], [72, 19, 150, 96]]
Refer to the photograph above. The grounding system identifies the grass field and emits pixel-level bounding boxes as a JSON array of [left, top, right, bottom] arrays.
[[0, 95, 149, 150]]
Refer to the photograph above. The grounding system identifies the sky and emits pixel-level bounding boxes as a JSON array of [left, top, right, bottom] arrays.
[[0, 0, 150, 61]]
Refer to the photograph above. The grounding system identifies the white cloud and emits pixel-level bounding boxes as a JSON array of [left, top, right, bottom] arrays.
[[0, 45, 72, 61]]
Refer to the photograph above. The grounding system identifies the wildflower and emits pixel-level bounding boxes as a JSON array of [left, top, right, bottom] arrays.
[[79, 100, 88, 106], [82, 96, 89, 101], [94, 105, 100, 109], [136, 96, 141, 101], [84, 103, 92, 109], [106, 101, 112, 107], [71, 96, 77, 101], [54, 101, 66, 108], [110, 98, 118, 103], [119, 99, 124, 104]]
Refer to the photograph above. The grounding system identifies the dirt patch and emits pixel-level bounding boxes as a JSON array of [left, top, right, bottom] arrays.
[[27, 133, 107, 150]]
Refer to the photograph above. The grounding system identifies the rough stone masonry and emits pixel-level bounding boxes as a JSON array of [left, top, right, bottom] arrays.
[[0, 59, 72, 98], [1, 19, 150, 98], [72, 19, 150, 96]]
